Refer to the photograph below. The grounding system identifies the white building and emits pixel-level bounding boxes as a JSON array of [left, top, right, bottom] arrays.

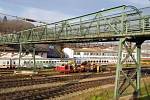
[[73, 47, 137, 64]]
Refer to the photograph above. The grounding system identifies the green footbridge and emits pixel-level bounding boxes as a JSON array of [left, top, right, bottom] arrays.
[[0, 5, 150, 99]]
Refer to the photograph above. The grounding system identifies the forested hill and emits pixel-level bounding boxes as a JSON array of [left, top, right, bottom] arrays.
[[0, 16, 34, 35]]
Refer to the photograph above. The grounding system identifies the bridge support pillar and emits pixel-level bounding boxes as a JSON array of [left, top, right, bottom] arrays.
[[18, 44, 36, 71], [18, 43, 22, 67], [33, 45, 36, 71], [114, 38, 144, 100]]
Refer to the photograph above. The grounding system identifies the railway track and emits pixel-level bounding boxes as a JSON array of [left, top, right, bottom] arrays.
[[0, 77, 115, 100], [1, 74, 149, 100], [0, 68, 149, 89], [0, 69, 149, 100], [0, 72, 115, 89]]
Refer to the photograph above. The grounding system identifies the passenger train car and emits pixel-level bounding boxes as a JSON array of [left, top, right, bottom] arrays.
[[0, 58, 73, 69], [0, 53, 73, 69]]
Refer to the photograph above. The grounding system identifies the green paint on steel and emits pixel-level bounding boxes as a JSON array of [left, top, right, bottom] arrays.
[[0, 5, 149, 44], [114, 39, 144, 100], [136, 41, 143, 98], [33, 45, 36, 71], [114, 38, 124, 100], [0, 5, 150, 99], [18, 43, 22, 68]]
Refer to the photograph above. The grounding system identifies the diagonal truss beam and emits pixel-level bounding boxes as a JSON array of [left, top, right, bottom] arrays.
[[114, 38, 144, 100], [0, 5, 149, 44], [18, 44, 36, 70]]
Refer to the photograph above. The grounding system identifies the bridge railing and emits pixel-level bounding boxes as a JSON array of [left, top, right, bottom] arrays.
[[0, 5, 150, 44]]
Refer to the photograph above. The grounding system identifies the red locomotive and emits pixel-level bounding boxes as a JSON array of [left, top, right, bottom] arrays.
[[54, 64, 74, 73]]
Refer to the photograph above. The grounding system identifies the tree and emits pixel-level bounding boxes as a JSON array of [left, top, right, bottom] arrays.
[[3, 16, 7, 22]]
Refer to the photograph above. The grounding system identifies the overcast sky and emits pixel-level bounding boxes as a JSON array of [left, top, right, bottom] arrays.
[[0, 0, 150, 23]]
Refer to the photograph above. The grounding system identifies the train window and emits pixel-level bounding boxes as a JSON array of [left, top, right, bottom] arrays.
[[2, 62, 4, 64], [24, 61, 26, 64], [31, 61, 33, 63], [78, 61, 81, 63], [46, 61, 48, 63], [77, 52, 80, 55], [107, 53, 109, 56], [133, 55, 135, 57], [13, 61, 16, 65], [123, 54, 126, 57], [102, 53, 104, 56], [7, 61, 9, 64], [49, 61, 51, 63], [43, 61, 45, 63], [40, 61, 42, 63]]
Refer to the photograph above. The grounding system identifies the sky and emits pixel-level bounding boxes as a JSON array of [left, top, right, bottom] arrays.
[[0, 0, 150, 23]]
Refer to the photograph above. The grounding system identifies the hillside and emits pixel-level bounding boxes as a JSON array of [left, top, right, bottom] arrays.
[[0, 16, 34, 34]]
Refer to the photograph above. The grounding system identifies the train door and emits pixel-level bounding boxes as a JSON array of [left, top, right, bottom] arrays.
[[6, 60, 10, 69], [9, 59, 16, 69], [10, 59, 12, 69]]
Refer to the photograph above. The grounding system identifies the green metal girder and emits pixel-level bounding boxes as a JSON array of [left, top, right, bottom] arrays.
[[18, 44, 36, 70], [0, 5, 149, 45], [114, 39, 143, 100]]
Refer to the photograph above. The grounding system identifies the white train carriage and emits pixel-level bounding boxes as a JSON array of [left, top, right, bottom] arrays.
[[0, 57, 73, 69], [0, 58, 17, 69]]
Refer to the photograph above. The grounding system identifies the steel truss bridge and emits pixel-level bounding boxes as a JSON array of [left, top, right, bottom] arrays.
[[0, 5, 150, 99]]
